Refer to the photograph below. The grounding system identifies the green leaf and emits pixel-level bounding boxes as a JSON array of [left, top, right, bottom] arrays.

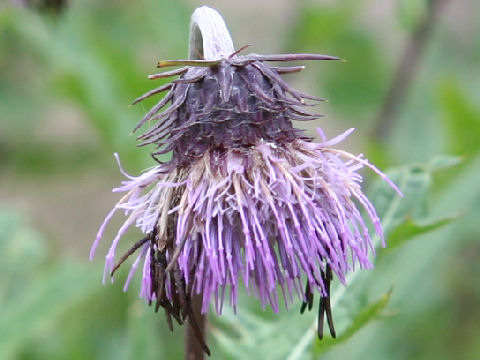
[[372, 156, 461, 255], [370, 156, 460, 234], [314, 290, 392, 353], [382, 214, 459, 254], [370, 164, 432, 232], [428, 155, 463, 171]]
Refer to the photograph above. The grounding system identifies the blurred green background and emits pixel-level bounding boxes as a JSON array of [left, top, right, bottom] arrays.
[[1, 0, 479, 359]]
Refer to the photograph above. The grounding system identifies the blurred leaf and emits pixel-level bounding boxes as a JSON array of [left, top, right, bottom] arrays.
[[0, 207, 184, 360], [287, 2, 388, 123], [125, 298, 184, 360], [437, 80, 480, 156], [314, 290, 392, 353], [333, 154, 480, 360], [370, 164, 431, 227], [0, 209, 47, 282], [2, 1, 189, 169], [0, 262, 99, 359], [1, 6, 137, 163], [428, 154, 463, 171], [397, 0, 429, 29], [212, 303, 313, 360], [1, 143, 105, 174], [126, 301, 160, 360], [371, 155, 460, 231], [0, 209, 101, 359], [383, 214, 459, 253]]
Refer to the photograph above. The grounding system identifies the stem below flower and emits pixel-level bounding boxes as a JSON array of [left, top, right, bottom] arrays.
[[185, 295, 208, 360]]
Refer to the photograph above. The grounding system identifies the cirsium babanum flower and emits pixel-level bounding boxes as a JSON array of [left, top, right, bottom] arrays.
[[91, 6, 401, 354]]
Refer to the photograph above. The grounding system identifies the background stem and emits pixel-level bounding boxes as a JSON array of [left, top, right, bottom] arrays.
[[372, 0, 448, 139]]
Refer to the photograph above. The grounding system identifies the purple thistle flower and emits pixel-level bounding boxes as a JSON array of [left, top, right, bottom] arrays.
[[91, 6, 401, 353]]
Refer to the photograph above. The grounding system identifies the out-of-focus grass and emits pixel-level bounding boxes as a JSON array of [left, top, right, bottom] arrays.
[[0, 1, 479, 359]]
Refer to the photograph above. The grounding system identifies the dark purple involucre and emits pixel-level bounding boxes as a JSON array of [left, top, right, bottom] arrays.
[[133, 54, 333, 170], [91, 51, 401, 341]]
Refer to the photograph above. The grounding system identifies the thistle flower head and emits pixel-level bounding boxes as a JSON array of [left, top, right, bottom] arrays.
[[91, 6, 401, 349]]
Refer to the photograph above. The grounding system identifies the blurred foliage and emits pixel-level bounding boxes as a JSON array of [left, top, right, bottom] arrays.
[[1, 0, 480, 360], [287, 0, 389, 124], [397, 0, 429, 29], [438, 79, 480, 155], [0, 210, 184, 360], [0, 0, 189, 169]]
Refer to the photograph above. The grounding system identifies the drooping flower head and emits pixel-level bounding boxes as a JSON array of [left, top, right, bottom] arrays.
[[91, 6, 401, 352]]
